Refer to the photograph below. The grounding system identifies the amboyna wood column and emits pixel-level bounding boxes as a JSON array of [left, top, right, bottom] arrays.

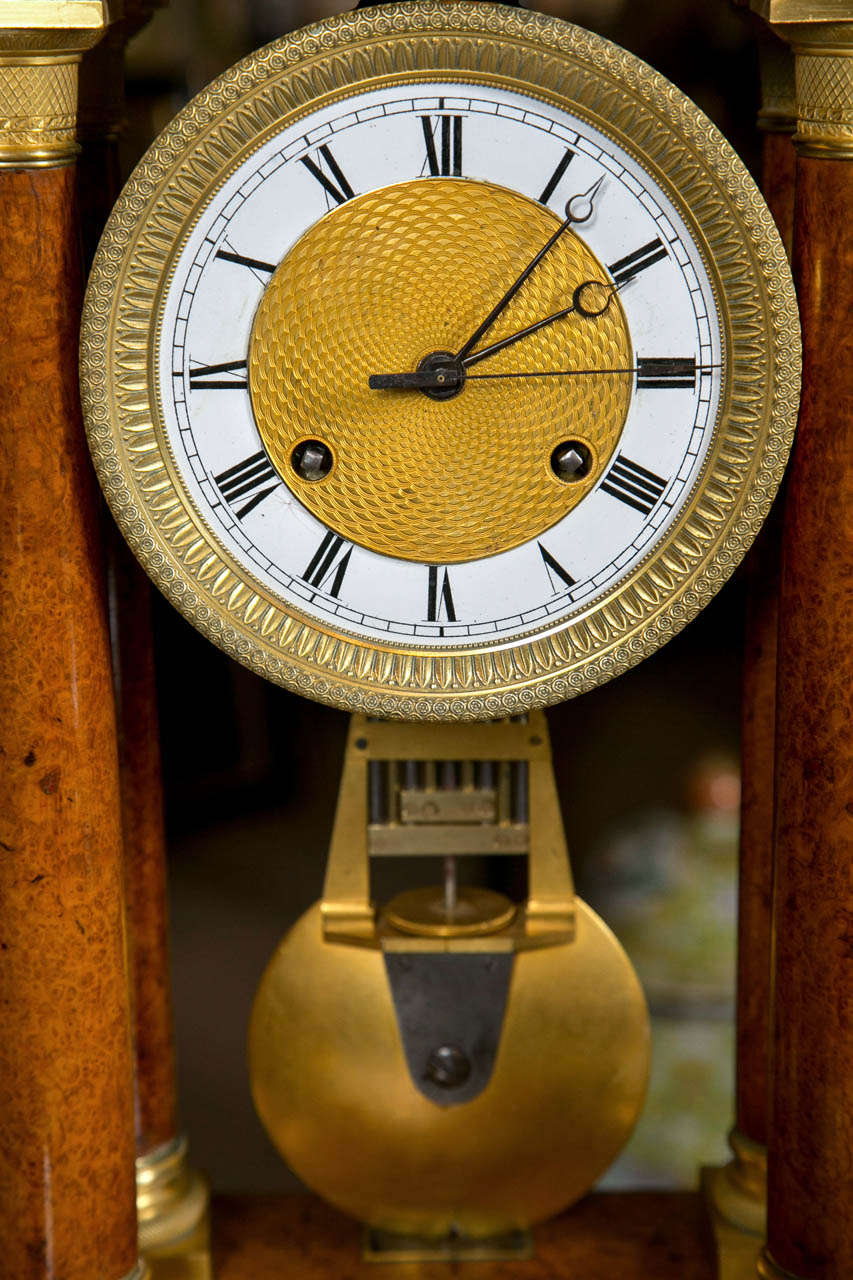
[[720, 24, 798, 1238], [754, 6, 853, 1278], [0, 8, 145, 1280], [77, 6, 211, 1272]]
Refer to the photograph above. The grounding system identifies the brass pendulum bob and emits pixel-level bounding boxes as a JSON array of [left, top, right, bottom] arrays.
[[249, 713, 650, 1259]]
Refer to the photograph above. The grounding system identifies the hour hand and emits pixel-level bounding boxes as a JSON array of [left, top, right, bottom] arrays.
[[369, 352, 464, 396], [369, 370, 453, 390]]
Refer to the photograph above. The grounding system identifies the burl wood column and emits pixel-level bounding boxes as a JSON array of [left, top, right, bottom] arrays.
[[78, 0, 180, 1168], [731, 30, 797, 1220], [0, 11, 142, 1278], [77, 10, 210, 1273], [755, 7, 853, 1278]]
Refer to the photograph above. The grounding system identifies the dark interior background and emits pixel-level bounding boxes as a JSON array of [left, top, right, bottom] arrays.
[[118, 0, 766, 1194]]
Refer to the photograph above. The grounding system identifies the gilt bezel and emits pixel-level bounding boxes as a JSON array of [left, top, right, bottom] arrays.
[[80, 1, 799, 720]]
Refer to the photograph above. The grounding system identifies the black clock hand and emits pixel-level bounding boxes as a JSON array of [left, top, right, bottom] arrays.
[[369, 358, 713, 391], [453, 176, 605, 363], [368, 278, 616, 391], [461, 278, 616, 369]]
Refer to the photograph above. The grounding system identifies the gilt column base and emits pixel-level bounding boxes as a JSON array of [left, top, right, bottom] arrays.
[[137, 1136, 211, 1280]]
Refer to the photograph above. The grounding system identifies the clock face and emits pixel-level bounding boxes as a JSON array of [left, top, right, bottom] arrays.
[[160, 82, 721, 647], [82, 3, 799, 718]]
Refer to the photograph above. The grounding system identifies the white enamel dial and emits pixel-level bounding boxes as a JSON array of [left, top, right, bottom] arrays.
[[158, 80, 722, 648]]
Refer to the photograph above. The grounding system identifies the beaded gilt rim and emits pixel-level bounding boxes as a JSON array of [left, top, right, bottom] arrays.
[[80, 1, 800, 721]]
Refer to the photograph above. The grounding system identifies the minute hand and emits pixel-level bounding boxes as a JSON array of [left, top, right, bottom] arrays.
[[454, 177, 605, 363], [461, 279, 616, 369]]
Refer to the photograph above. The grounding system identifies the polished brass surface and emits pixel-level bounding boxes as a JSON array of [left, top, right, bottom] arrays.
[[701, 1168, 764, 1280], [363, 1224, 533, 1262], [384, 886, 517, 937], [249, 897, 649, 1240], [0, 0, 109, 166], [754, 1, 852, 20], [321, 713, 574, 948], [368, 822, 528, 857], [81, 1, 800, 719], [706, 1129, 767, 1236], [758, 29, 798, 131], [250, 179, 630, 563], [756, 1250, 808, 1278], [137, 1135, 211, 1280], [754, 1, 853, 156], [398, 786, 496, 824]]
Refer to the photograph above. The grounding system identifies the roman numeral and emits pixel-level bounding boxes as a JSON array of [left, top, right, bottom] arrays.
[[636, 357, 697, 390], [607, 237, 668, 288], [301, 144, 355, 205], [188, 359, 248, 390], [538, 543, 576, 592], [600, 454, 667, 516], [214, 451, 279, 520], [302, 532, 352, 598], [421, 114, 463, 176], [538, 148, 575, 205], [427, 567, 456, 622], [215, 249, 276, 275]]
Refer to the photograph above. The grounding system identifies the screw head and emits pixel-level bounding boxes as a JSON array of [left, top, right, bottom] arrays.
[[425, 1044, 471, 1089], [551, 440, 593, 482], [291, 438, 333, 481]]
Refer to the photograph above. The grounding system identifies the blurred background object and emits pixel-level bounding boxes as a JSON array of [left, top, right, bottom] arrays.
[[115, 0, 761, 1198]]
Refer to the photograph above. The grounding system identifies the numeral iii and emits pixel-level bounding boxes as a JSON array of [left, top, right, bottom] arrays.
[[636, 357, 696, 390]]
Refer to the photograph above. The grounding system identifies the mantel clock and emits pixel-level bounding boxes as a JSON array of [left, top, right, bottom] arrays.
[[79, 0, 800, 1262]]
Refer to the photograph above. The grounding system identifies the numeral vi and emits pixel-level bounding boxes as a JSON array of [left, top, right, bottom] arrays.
[[427, 567, 456, 622]]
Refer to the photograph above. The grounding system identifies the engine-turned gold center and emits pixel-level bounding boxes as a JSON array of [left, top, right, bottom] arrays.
[[249, 178, 632, 563]]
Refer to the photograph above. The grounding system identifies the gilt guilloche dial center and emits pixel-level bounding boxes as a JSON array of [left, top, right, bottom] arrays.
[[248, 177, 631, 564]]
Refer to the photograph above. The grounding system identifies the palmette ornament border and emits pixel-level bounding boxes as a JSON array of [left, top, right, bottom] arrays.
[[80, 1, 800, 721]]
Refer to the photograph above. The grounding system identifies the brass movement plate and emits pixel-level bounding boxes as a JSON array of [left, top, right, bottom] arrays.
[[250, 178, 629, 563], [383, 887, 517, 937], [81, 2, 800, 719]]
